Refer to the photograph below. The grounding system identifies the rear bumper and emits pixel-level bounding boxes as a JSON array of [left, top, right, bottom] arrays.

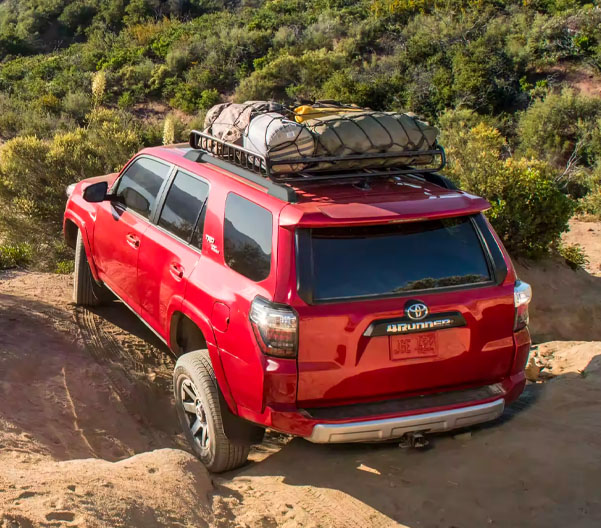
[[306, 398, 504, 443], [236, 371, 526, 441]]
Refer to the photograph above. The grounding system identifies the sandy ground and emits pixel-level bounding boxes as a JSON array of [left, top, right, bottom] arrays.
[[0, 220, 600, 527]]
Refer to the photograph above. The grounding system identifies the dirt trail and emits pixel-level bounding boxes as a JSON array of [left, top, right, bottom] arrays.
[[1, 221, 601, 527]]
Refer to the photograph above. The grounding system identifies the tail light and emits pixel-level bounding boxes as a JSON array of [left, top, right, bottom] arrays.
[[250, 297, 298, 358], [514, 280, 532, 331]]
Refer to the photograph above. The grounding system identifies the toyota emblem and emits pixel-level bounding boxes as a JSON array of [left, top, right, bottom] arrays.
[[406, 302, 428, 321]]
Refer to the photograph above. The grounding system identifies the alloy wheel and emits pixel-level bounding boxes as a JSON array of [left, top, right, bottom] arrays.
[[180, 378, 210, 450]]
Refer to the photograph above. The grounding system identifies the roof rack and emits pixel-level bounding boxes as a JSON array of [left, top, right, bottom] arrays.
[[186, 129, 448, 202]]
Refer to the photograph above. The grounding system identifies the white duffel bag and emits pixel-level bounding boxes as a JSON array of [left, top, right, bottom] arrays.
[[243, 112, 315, 174]]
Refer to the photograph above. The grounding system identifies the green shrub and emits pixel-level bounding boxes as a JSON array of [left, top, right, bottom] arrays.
[[55, 260, 75, 274], [198, 88, 220, 110], [558, 243, 589, 270], [118, 91, 136, 109], [235, 49, 347, 102], [518, 89, 601, 169], [0, 109, 141, 266], [0, 243, 33, 269], [63, 90, 92, 122], [487, 158, 575, 258], [444, 122, 575, 258], [578, 168, 601, 218]]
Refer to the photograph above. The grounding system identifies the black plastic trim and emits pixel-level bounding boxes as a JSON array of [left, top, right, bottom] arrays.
[[304, 384, 504, 421], [363, 311, 466, 337], [474, 213, 508, 285]]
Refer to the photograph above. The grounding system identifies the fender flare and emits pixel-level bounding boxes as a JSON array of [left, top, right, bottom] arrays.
[[64, 210, 100, 281], [170, 300, 238, 415]]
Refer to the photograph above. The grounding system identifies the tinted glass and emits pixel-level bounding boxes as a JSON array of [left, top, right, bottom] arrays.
[[224, 193, 272, 282], [302, 216, 491, 301], [158, 171, 209, 242], [190, 204, 208, 250], [115, 157, 171, 218]]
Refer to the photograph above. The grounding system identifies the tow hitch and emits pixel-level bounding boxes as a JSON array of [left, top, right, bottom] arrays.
[[399, 432, 429, 449]]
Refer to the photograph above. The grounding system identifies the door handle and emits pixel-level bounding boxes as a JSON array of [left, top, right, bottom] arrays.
[[169, 263, 184, 280], [126, 233, 140, 249]]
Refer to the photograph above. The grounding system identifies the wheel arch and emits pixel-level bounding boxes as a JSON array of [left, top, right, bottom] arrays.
[[64, 211, 100, 280], [169, 310, 236, 410], [64, 218, 79, 249], [171, 311, 264, 444]]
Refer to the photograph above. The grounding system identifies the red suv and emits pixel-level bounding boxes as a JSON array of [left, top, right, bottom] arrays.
[[64, 132, 532, 472]]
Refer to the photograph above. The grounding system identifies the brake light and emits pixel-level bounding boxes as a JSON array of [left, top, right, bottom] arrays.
[[514, 280, 532, 331], [249, 297, 298, 358]]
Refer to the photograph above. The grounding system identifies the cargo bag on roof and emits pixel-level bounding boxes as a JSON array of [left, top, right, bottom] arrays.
[[242, 112, 316, 173], [201, 100, 440, 174], [302, 110, 439, 171], [294, 101, 364, 123], [204, 101, 287, 144]]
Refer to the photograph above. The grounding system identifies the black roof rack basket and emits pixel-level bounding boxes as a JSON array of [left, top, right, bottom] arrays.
[[188, 129, 446, 185]]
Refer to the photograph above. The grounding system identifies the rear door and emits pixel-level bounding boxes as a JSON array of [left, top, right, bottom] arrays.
[[293, 215, 515, 407], [137, 170, 210, 339], [93, 156, 171, 310]]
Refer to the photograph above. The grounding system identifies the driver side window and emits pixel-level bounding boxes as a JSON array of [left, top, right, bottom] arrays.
[[114, 157, 171, 218]]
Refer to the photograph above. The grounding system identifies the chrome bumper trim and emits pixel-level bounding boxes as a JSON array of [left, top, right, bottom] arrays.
[[306, 399, 505, 443]]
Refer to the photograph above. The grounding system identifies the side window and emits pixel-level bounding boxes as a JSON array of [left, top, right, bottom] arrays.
[[114, 157, 171, 218], [224, 193, 272, 282], [190, 204, 208, 250], [158, 171, 209, 243]]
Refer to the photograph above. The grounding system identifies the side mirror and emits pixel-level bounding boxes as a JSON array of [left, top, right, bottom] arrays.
[[82, 181, 108, 203]]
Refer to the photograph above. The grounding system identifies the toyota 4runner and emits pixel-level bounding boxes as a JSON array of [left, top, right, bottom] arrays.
[[63, 131, 532, 472]]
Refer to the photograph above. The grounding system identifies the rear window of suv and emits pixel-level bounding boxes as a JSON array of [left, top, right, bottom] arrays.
[[297, 216, 491, 302]]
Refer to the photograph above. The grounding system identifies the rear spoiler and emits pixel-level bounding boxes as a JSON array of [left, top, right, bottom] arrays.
[[280, 194, 491, 228]]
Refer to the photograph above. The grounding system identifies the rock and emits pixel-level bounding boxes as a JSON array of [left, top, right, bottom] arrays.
[[525, 356, 542, 381]]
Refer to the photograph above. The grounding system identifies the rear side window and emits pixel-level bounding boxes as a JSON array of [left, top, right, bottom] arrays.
[[224, 193, 272, 282], [158, 171, 209, 243], [115, 157, 171, 218], [298, 216, 491, 302]]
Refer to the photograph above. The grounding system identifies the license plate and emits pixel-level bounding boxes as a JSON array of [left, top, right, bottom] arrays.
[[390, 333, 438, 360]]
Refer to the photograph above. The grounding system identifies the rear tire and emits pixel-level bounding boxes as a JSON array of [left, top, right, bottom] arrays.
[[73, 230, 112, 306], [174, 350, 250, 472]]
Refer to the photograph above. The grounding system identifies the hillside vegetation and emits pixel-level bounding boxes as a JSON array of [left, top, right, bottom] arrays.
[[0, 0, 600, 270]]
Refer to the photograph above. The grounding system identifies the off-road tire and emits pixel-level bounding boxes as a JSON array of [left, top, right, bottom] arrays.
[[174, 350, 250, 472], [73, 230, 112, 306]]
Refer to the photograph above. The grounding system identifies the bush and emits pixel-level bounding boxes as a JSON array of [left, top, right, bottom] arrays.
[[0, 109, 141, 267], [63, 91, 92, 122], [578, 168, 601, 218], [0, 243, 33, 269], [518, 89, 601, 169], [118, 91, 136, 108], [558, 243, 589, 270], [55, 260, 75, 274], [444, 121, 575, 258], [235, 49, 348, 102], [487, 158, 575, 258]]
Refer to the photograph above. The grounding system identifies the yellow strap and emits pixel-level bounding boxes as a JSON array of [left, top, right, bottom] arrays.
[[294, 105, 365, 123]]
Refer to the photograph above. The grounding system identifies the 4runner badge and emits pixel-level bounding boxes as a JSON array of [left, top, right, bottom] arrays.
[[205, 234, 220, 254]]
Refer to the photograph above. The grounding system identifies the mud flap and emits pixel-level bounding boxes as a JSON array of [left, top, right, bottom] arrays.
[[218, 389, 265, 444]]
